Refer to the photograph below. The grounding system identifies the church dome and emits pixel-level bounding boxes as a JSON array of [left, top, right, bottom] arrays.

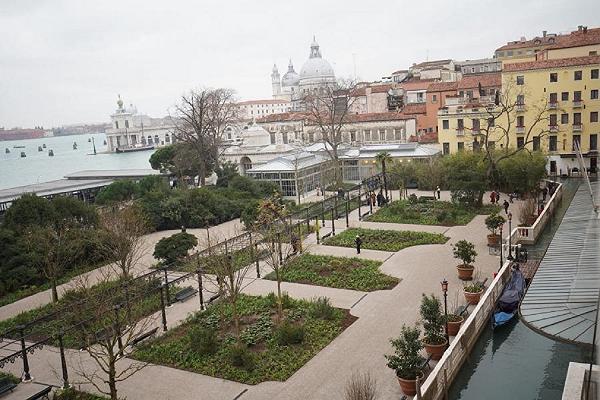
[[282, 59, 300, 87], [299, 37, 335, 85]]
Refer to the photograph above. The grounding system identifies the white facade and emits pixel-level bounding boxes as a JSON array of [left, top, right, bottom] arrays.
[[237, 99, 291, 120], [105, 96, 175, 152]]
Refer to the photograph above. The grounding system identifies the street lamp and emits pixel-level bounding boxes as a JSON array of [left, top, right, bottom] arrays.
[[499, 223, 504, 269], [441, 279, 449, 348], [507, 212, 513, 260]]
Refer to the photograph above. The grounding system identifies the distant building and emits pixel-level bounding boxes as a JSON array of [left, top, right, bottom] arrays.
[[237, 99, 291, 120], [456, 58, 502, 75], [409, 59, 459, 82]]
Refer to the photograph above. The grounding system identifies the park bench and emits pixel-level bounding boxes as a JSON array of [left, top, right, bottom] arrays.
[[24, 385, 51, 400], [418, 195, 436, 202], [174, 287, 198, 302], [130, 327, 159, 347], [0, 377, 17, 396]]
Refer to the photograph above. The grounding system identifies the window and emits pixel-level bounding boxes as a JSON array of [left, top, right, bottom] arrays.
[[591, 134, 598, 150], [282, 133, 288, 144], [592, 90, 599, 100], [561, 113, 569, 124], [350, 131, 356, 141], [125, 120, 129, 129], [364, 129, 371, 141], [592, 112, 599, 123], [549, 136, 557, 151], [573, 135, 581, 151], [517, 115, 525, 127], [550, 114, 557, 126], [487, 117, 495, 127], [549, 93, 558, 103], [533, 136, 540, 151], [443, 142, 450, 155], [592, 69, 599, 79], [472, 119, 480, 131], [574, 70, 582, 81], [466, 90, 473, 99], [517, 137, 525, 148], [457, 142, 464, 151], [442, 120, 449, 129], [550, 73, 558, 82], [115, 121, 119, 129], [562, 92, 569, 101], [516, 75, 524, 85], [269, 132, 276, 144], [517, 94, 525, 104], [574, 113, 582, 125], [457, 119, 464, 130], [574, 91, 582, 101], [591, 51, 598, 56], [432, 94, 437, 102]]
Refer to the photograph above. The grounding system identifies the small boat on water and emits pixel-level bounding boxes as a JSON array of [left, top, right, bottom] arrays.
[[38, 146, 43, 152], [48, 149, 54, 157], [20, 152, 26, 158], [5, 148, 10, 154], [116, 145, 155, 153], [42, 143, 47, 148], [492, 264, 526, 329], [13, 145, 25, 149], [73, 142, 78, 150]]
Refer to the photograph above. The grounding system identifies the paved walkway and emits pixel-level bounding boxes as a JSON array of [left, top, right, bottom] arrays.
[[1, 190, 520, 399]]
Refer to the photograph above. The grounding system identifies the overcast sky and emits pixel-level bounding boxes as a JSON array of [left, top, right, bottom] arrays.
[[1, 0, 598, 128]]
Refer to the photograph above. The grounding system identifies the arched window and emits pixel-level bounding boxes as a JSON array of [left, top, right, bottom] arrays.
[[165, 133, 171, 143], [240, 156, 252, 173]]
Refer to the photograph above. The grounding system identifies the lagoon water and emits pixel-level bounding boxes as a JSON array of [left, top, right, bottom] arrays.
[[0, 133, 156, 190]]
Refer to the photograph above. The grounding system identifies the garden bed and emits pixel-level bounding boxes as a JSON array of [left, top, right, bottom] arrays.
[[264, 253, 398, 291], [323, 228, 448, 252], [53, 388, 108, 400], [132, 294, 356, 384], [365, 199, 499, 226]]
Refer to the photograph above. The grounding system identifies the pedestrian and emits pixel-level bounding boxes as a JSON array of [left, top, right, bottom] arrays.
[[495, 190, 501, 203], [316, 184, 321, 196], [370, 192, 376, 207], [542, 187, 548, 201], [377, 191, 384, 207], [355, 235, 362, 254], [503, 199, 510, 214], [436, 185, 441, 200], [490, 191, 496, 204]]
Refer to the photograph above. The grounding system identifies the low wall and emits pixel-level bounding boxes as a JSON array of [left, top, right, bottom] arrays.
[[515, 181, 563, 245]]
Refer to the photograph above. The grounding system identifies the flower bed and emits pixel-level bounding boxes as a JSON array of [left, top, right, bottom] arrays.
[[132, 294, 356, 384], [264, 253, 398, 291], [323, 228, 448, 252]]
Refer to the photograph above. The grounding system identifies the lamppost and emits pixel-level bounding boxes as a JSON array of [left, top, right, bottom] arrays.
[[499, 223, 504, 269], [441, 279, 449, 349], [507, 212, 513, 260]]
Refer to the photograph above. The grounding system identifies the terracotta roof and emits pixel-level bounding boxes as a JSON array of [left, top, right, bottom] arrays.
[[408, 132, 438, 144], [503, 55, 600, 72], [400, 103, 427, 115], [427, 81, 458, 92], [238, 99, 290, 105], [399, 79, 437, 91], [350, 84, 394, 97], [496, 27, 600, 52], [427, 73, 501, 92]]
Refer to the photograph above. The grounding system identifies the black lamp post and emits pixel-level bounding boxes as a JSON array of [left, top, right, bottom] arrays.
[[507, 212, 513, 260], [441, 279, 449, 348], [499, 223, 504, 269]]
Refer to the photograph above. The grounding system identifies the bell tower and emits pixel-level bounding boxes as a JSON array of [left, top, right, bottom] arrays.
[[271, 64, 281, 98]]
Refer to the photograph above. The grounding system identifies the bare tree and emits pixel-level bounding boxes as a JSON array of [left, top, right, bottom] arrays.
[[171, 88, 240, 186], [98, 204, 150, 279], [344, 370, 378, 400], [304, 79, 358, 186]]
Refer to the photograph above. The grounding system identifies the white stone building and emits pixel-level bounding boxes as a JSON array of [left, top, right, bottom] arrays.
[[237, 99, 291, 121]]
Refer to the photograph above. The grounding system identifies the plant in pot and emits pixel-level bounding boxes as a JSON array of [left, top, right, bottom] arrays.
[[485, 213, 506, 247], [420, 294, 447, 360], [463, 281, 485, 305], [452, 240, 477, 281], [385, 324, 424, 396], [445, 291, 464, 336]]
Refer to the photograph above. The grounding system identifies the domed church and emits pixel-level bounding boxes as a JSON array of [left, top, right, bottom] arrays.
[[271, 37, 336, 110]]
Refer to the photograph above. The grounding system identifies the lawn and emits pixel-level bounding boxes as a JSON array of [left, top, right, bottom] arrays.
[[0, 276, 166, 349], [323, 228, 448, 252], [365, 199, 499, 226], [132, 294, 356, 385], [264, 253, 398, 291]]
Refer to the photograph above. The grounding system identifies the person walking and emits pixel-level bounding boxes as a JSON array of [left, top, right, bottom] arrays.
[[355, 235, 362, 254], [503, 199, 510, 214], [370, 192, 376, 207], [436, 186, 441, 200], [490, 191, 496, 204], [495, 190, 501, 203], [542, 187, 548, 201]]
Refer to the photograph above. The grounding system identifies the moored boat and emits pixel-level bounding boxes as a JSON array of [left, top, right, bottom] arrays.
[[115, 145, 154, 153], [492, 264, 526, 329]]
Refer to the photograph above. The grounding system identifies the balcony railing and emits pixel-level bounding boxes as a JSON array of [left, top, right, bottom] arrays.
[[456, 128, 464, 136], [573, 100, 583, 108], [516, 126, 526, 134], [549, 125, 559, 132], [548, 102, 559, 109], [516, 103, 526, 112], [573, 124, 583, 132]]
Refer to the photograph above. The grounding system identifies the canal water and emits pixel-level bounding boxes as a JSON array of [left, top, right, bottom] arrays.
[[449, 179, 591, 400], [0, 133, 155, 190]]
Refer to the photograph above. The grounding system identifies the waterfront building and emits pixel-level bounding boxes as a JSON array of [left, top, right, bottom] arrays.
[[105, 96, 175, 152], [237, 99, 291, 121]]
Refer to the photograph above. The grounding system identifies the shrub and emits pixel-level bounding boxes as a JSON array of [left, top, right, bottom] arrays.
[[452, 240, 477, 267], [276, 321, 305, 345], [385, 324, 423, 380], [420, 294, 445, 345], [310, 297, 336, 320], [188, 325, 218, 355], [153, 232, 198, 265], [518, 198, 537, 226], [344, 371, 378, 400], [485, 213, 505, 236], [408, 194, 418, 204], [228, 343, 256, 370]]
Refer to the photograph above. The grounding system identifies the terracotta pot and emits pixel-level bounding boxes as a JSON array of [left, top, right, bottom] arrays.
[[447, 316, 464, 336], [397, 375, 419, 396], [456, 265, 474, 281], [464, 289, 483, 305], [423, 339, 447, 361], [487, 234, 500, 246]]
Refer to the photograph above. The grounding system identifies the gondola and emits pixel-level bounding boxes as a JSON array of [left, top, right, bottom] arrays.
[[492, 264, 526, 329]]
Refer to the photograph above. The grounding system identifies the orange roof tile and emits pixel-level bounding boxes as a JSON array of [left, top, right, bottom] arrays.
[[503, 55, 600, 72], [496, 27, 600, 52]]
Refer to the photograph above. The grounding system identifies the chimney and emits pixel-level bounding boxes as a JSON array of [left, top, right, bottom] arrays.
[[578, 25, 583, 31], [583, 26, 588, 33], [543, 30, 547, 37]]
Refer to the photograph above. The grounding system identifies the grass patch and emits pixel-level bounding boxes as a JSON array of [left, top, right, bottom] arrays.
[[264, 253, 398, 291], [0, 371, 19, 384], [323, 228, 448, 252], [132, 294, 356, 384], [365, 199, 499, 226], [0, 277, 166, 349], [53, 388, 108, 400]]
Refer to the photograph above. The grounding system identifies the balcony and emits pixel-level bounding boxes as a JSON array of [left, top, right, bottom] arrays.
[[573, 100, 583, 108], [516, 126, 526, 134], [573, 124, 583, 132], [549, 125, 559, 132], [548, 102, 559, 109], [516, 103, 526, 112], [456, 128, 465, 136]]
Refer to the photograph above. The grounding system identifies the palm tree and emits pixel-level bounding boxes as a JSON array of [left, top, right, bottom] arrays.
[[375, 151, 392, 201]]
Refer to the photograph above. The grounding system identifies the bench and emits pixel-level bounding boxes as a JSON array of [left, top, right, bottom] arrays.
[[0, 377, 17, 396], [321, 232, 333, 240], [25, 386, 51, 400], [419, 195, 436, 202], [174, 287, 198, 302], [130, 327, 159, 347]]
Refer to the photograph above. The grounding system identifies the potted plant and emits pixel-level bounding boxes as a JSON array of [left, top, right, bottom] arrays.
[[420, 294, 447, 360], [463, 281, 485, 305], [385, 324, 424, 396], [453, 240, 477, 281], [446, 314, 464, 336], [485, 213, 506, 246]]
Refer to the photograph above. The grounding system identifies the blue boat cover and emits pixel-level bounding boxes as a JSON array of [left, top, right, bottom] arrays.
[[494, 311, 515, 326], [498, 267, 526, 305]]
